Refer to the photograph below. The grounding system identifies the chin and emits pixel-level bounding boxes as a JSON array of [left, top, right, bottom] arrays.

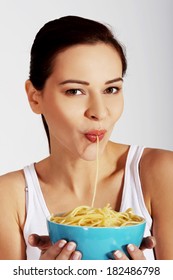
[[79, 144, 104, 162], [81, 154, 97, 161]]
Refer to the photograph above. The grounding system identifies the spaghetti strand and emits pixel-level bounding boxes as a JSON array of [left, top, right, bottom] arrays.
[[91, 135, 99, 207]]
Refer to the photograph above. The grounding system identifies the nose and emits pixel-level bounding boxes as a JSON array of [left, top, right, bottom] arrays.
[[85, 94, 108, 121]]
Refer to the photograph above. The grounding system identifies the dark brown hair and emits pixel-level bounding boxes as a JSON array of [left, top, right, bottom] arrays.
[[29, 16, 127, 152]]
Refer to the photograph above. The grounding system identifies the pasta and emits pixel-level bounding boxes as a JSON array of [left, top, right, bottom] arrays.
[[50, 136, 144, 227], [91, 134, 99, 207], [50, 204, 144, 227]]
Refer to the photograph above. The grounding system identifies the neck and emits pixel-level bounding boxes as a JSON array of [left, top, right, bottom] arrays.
[[35, 141, 129, 209], [50, 152, 98, 186], [36, 142, 113, 199]]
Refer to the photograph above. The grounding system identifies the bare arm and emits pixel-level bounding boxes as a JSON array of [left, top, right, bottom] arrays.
[[140, 148, 173, 259], [0, 171, 26, 259]]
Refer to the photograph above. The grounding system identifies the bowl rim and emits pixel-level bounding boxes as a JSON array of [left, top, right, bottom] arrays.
[[47, 215, 146, 229]]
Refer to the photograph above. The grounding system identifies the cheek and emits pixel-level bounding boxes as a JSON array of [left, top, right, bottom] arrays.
[[117, 98, 124, 119], [47, 110, 70, 129], [110, 95, 124, 123], [42, 102, 66, 131], [43, 101, 81, 137]]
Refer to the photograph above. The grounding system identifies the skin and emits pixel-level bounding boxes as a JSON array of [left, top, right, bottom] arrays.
[[0, 43, 172, 260]]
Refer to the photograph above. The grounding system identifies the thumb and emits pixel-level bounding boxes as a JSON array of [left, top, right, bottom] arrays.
[[28, 234, 52, 250], [140, 236, 156, 251]]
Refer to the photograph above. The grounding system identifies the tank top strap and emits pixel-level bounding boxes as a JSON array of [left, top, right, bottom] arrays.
[[23, 164, 50, 259], [23, 164, 50, 217], [120, 145, 152, 228]]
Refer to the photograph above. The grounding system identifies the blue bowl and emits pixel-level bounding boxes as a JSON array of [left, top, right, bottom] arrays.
[[47, 217, 146, 260]]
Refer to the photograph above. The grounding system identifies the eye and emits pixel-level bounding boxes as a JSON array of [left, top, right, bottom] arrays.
[[65, 89, 83, 95], [104, 87, 119, 94]]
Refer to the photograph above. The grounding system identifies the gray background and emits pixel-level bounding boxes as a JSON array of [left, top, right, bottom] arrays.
[[0, 0, 172, 174]]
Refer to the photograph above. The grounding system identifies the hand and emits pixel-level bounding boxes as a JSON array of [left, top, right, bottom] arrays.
[[28, 234, 82, 260], [113, 236, 156, 260]]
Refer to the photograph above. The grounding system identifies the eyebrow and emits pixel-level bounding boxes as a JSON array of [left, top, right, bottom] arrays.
[[105, 78, 123, 84], [58, 77, 123, 86]]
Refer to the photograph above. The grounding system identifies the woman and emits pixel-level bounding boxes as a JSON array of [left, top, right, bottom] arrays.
[[0, 15, 172, 260]]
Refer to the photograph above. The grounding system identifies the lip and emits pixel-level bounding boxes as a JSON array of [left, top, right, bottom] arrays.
[[84, 130, 107, 143]]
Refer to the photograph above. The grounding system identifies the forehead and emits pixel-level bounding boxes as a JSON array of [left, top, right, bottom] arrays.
[[52, 43, 122, 79]]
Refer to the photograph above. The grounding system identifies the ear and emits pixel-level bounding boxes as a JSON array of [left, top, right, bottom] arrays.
[[25, 80, 43, 114]]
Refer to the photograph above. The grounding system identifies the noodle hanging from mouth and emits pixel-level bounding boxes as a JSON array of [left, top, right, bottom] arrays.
[[91, 135, 99, 207], [50, 136, 144, 227]]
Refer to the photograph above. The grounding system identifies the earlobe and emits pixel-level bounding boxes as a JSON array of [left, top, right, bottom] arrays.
[[25, 80, 42, 114]]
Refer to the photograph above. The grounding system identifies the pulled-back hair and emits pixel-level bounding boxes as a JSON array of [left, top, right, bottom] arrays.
[[29, 16, 127, 151]]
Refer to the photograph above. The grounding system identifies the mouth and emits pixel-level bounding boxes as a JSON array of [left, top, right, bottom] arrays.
[[84, 130, 107, 143]]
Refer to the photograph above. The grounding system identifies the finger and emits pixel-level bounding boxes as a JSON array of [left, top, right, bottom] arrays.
[[140, 236, 156, 251], [113, 250, 128, 260], [70, 251, 82, 260], [40, 239, 67, 260], [127, 244, 146, 260], [28, 234, 52, 250], [55, 242, 77, 260]]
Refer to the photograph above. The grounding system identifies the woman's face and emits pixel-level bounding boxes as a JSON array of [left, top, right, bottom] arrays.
[[39, 43, 124, 160]]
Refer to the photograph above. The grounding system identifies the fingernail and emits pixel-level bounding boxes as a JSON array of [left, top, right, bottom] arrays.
[[58, 240, 67, 248], [28, 235, 34, 243], [151, 237, 156, 247], [114, 250, 123, 258], [72, 251, 82, 260], [128, 244, 135, 252], [67, 242, 76, 251]]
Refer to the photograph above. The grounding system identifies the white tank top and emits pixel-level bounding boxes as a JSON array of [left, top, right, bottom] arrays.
[[23, 145, 155, 260]]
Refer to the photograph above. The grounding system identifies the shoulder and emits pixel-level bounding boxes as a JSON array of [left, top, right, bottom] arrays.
[[0, 169, 26, 225], [141, 147, 173, 181], [140, 147, 173, 210], [0, 169, 26, 193]]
